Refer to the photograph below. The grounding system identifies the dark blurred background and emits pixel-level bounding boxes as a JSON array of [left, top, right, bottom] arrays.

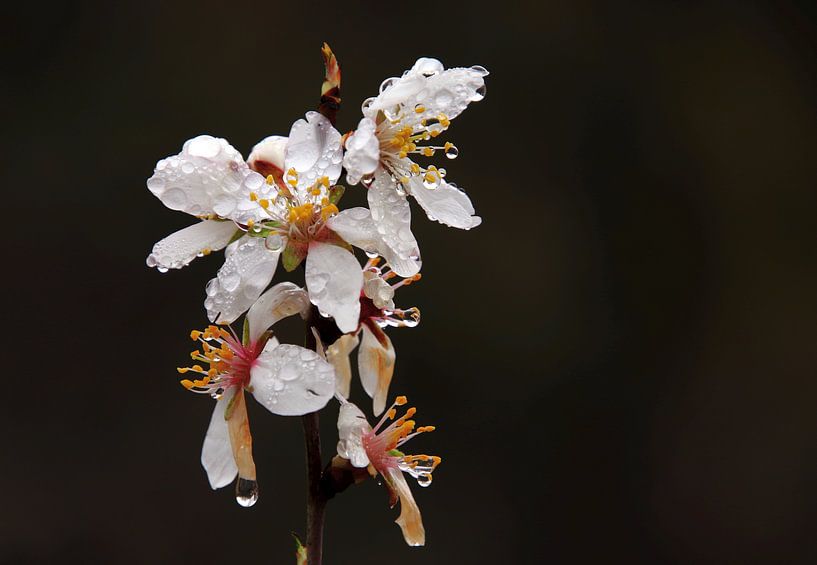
[[3, 0, 817, 563]]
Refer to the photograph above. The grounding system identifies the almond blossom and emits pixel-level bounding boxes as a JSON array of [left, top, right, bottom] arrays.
[[342, 57, 487, 231], [335, 396, 441, 546], [326, 257, 421, 415], [177, 283, 335, 505]]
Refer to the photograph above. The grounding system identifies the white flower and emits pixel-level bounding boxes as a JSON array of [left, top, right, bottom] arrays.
[[178, 283, 335, 504], [342, 57, 487, 230], [147, 112, 365, 328], [336, 397, 441, 546], [325, 257, 421, 415]]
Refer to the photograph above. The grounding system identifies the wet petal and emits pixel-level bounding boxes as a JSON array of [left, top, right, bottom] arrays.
[[384, 467, 425, 547], [329, 207, 421, 278], [327, 333, 360, 398], [336, 401, 372, 468], [359, 324, 396, 416], [369, 59, 486, 125], [250, 343, 336, 416], [304, 242, 362, 334], [201, 387, 238, 490], [408, 177, 481, 230], [284, 111, 343, 192], [245, 282, 309, 342], [368, 170, 422, 275], [342, 117, 380, 185], [147, 135, 269, 223], [205, 235, 279, 324], [146, 220, 238, 271]]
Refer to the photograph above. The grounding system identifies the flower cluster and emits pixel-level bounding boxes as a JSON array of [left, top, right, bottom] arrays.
[[146, 46, 486, 550]]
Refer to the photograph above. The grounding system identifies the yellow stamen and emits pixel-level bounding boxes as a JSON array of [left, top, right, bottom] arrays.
[[265, 174, 275, 185], [395, 396, 407, 406]]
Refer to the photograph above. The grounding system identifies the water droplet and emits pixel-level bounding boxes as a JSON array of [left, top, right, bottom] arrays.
[[162, 188, 188, 208], [383, 105, 402, 122], [187, 135, 221, 158], [417, 475, 432, 487], [181, 162, 195, 174], [157, 266, 169, 274], [221, 272, 240, 292], [435, 90, 453, 107], [379, 77, 397, 93], [437, 168, 447, 179], [244, 174, 263, 190], [422, 174, 440, 190], [146, 176, 165, 192], [365, 249, 379, 259], [472, 83, 487, 101], [235, 478, 259, 507], [361, 97, 376, 112], [265, 234, 284, 252], [361, 175, 375, 188], [470, 65, 490, 77], [444, 144, 459, 159]]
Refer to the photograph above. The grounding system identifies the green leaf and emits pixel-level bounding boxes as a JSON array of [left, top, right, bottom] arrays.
[[388, 449, 405, 457], [291, 533, 307, 565]]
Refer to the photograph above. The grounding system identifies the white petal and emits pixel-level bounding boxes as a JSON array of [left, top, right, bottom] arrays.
[[201, 388, 238, 490], [147, 135, 270, 223], [342, 117, 380, 185], [205, 235, 279, 324], [304, 242, 362, 334], [336, 401, 372, 468], [249, 344, 335, 416], [408, 177, 481, 230], [247, 136, 288, 173], [385, 467, 426, 547], [329, 207, 421, 278], [284, 112, 343, 191], [245, 282, 310, 343], [358, 324, 396, 416], [368, 171, 422, 271], [146, 220, 238, 270], [327, 333, 360, 398]]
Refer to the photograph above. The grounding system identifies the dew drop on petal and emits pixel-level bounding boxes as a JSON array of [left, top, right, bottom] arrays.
[[379, 77, 397, 93], [244, 173, 263, 190], [146, 176, 165, 192], [235, 478, 259, 507], [221, 272, 241, 292], [265, 234, 283, 252], [472, 83, 487, 102], [361, 97, 376, 112], [470, 65, 490, 77], [181, 162, 195, 174], [444, 144, 459, 159], [187, 136, 222, 158]]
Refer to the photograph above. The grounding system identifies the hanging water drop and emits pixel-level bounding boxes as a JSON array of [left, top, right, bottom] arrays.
[[157, 266, 169, 274], [417, 474, 433, 487], [472, 83, 487, 101], [235, 478, 259, 507], [444, 144, 459, 159], [361, 174, 375, 188]]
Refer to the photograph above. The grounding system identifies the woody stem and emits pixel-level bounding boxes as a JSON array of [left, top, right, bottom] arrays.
[[302, 409, 326, 565]]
